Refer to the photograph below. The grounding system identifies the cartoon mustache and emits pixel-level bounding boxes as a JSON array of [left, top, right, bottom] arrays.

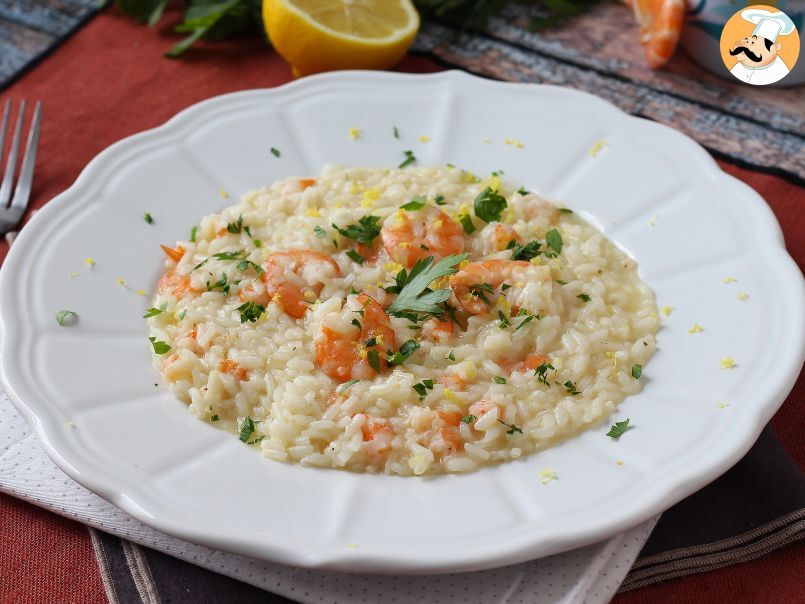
[[730, 46, 763, 62]]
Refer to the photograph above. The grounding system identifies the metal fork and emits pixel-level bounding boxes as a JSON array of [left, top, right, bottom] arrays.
[[0, 100, 42, 235]]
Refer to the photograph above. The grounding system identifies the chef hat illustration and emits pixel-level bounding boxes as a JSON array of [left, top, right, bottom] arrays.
[[741, 8, 796, 43]]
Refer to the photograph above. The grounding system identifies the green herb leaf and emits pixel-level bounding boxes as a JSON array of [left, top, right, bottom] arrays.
[[556, 279, 568, 285], [236, 258, 264, 274], [190, 225, 198, 243], [497, 419, 523, 435], [148, 336, 171, 355], [517, 187, 529, 195], [606, 418, 631, 439], [336, 379, 360, 395], [143, 303, 168, 318], [144, 212, 154, 224], [447, 350, 456, 361], [238, 416, 256, 442], [459, 213, 476, 234], [558, 208, 574, 214], [247, 435, 265, 444], [400, 195, 427, 211], [434, 194, 447, 206], [393, 126, 400, 139], [493, 376, 507, 384], [577, 293, 591, 302], [313, 225, 326, 238], [270, 147, 281, 158], [534, 362, 555, 386], [516, 314, 539, 331], [213, 250, 247, 261], [55, 309, 78, 326], [332, 215, 381, 246], [226, 215, 244, 234], [473, 187, 507, 222], [210, 414, 219, 421], [460, 414, 476, 424], [177, 309, 187, 320], [346, 250, 365, 265], [367, 349, 381, 372], [511, 240, 542, 261], [387, 254, 470, 317], [562, 380, 581, 395], [399, 149, 416, 168], [546, 229, 563, 254], [497, 310, 510, 329], [387, 339, 421, 366], [236, 301, 265, 323], [631, 364, 643, 379]]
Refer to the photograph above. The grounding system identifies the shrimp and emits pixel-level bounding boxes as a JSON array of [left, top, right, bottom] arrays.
[[476, 222, 519, 255], [315, 294, 396, 381], [625, 0, 685, 68], [355, 413, 394, 458], [422, 317, 454, 342], [158, 270, 194, 298], [240, 250, 341, 319], [449, 260, 532, 315], [380, 206, 464, 268], [497, 352, 549, 374]]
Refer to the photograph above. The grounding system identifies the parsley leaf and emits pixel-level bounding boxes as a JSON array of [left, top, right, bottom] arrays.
[[55, 310, 78, 326], [606, 418, 631, 439], [546, 229, 563, 254], [238, 416, 256, 442], [469, 283, 494, 306], [577, 293, 591, 302], [558, 208, 574, 214], [148, 336, 171, 355], [497, 310, 510, 329], [213, 250, 247, 261], [236, 301, 265, 323], [413, 380, 434, 399], [473, 187, 507, 222], [460, 414, 476, 424], [434, 194, 447, 206], [516, 314, 540, 331], [206, 274, 231, 294], [400, 195, 427, 211], [210, 414, 219, 421], [511, 240, 542, 261], [497, 419, 523, 435], [190, 225, 198, 243], [270, 147, 281, 158], [459, 213, 476, 234], [534, 362, 555, 386], [393, 126, 400, 139], [345, 250, 364, 264], [332, 215, 381, 246], [144, 212, 154, 224], [447, 350, 456, 361], [631, 364, 643, 379], [236, 258, 264, 274], [367, 349, 381, 372], [313, 225, 326, 238], [226, 215, 244, 234], [386, 254, 470, 317], [493, 376, 507, 384], [177, 309, 187, 320], [336, 378, 359, 395], [562, 380, 581, 395], [517, 187, 529, 195], [387, 339, 421, 366], [399, 149, 416, 168], [143, 303, 168, 318]]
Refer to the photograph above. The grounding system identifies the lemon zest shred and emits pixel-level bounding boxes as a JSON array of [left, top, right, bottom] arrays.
[[661, 306, 673, 316], [348, 127, 361, 140], [418, 135, 431, 143], [84, 258, 96, 266], [736, 292, 749, 301], [649, 214, 660, 226], [717, 401, 730, 409], [588, 139, 608, 157], [688, 323, 704, 334], [304, 207, 321, 218], [539, 468, 556, 485], [720, 357, 736, 370], [218, 188, 229, 199], [722, 276, 737, 284], [504, 137, 525, 149]]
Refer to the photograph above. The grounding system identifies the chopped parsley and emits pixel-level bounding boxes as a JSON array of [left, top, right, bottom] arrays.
[[364, 337, 377, 347], [473, 187, 507, 222], [236, 258, 264, 275], [562, 380, 581, 395], [351, 318, 362, 330], [248, 436, 265, 445], [516, 314, 539, 331], [393, 126, 400, 139], [558, 208, 574, 214], [345, 249, 364, 264], [313, 225, 326, 238], [577, 293, 591, 302], [238, 416, 256, 442], [497, 310, 510, 329], [206, 274, 231, 294], [190, 225, 198, 243], [459, 213, 476, 234], [236, 301, 265, 323], [210, 414, 219, 421], [517, 187, 529, 195], [400, 195, 427, 211], [148, 336, 170, 355], [460, 414, 476, 424], [143, 303, 168, 318], [387, 339, 421, 366], [399, 149, 416, 168], [447, 350, 456, 361], [226, 215, 244, 234], [386, 254, 469, 318], [177, 309, 187, 320], [367, 349, 381, 372], [434, 194, 447, 206], [143, 212, 154, 224], [212, 250, 247, 261], [501, 283, 512, 291], [469, 283, 494, 306], [270, 147, 281, 158], [497, 419, 523, 435], [336, 379, 360, 395], [55, 310, 78, 326], [546, 229, 563, 254], [412, 379, 434, 399], [631, 364, 643, 379], [493, 376, 507, 384], [332, 215, 381, 246], [606, 418, 631, 439], [534, 362, 555, 386], [510, 240, 542, 261], [556, 279, 568, 285]]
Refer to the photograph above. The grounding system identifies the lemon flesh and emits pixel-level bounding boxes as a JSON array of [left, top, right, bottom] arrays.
[[264, 0, 420, 77]]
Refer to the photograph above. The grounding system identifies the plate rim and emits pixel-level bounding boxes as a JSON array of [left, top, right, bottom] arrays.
[[1, 70, 803, 573]]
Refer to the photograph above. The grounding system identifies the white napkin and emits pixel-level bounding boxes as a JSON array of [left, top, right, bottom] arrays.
[[0, 386, 656, 604]]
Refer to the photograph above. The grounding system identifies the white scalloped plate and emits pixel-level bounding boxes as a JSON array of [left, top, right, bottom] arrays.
[[1, 71, 802, 574]]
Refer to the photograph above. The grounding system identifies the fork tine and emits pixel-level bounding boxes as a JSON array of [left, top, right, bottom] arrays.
[[11, 101, 42, 213], [0, 100, 25, 209], [0, 100, 10, 160]]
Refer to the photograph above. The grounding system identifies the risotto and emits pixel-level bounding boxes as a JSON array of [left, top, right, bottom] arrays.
[[146, 165, 658, 475]]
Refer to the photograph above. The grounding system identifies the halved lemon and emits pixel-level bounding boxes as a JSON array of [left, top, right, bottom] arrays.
[[263, 0, 420, 77]]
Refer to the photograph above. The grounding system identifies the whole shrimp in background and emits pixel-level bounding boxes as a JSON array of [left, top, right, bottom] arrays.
[[625, 0, 685, 68], [240, 249, 341, 319], [315, 294, 396, 381], [381, 205, 465, 268]]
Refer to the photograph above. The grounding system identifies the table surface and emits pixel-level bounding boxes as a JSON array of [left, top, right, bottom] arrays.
[[0, 5, 802, 603]]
